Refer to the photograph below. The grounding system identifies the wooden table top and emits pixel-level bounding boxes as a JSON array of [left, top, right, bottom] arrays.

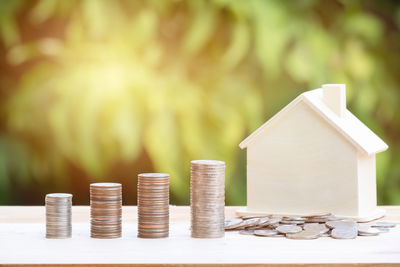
[[0, 206, 399, 266]]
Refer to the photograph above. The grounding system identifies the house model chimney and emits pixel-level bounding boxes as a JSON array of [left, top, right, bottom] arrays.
[[322, 84, 346, 117]]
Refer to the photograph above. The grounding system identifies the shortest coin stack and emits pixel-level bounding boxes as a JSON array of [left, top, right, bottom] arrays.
[[45, 193, 72, 239], [90, 183, 122, 239], [137, 173, 170, 238]]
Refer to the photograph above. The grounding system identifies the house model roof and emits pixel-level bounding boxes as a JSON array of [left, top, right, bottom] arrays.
[[239, 86, 388, 155]]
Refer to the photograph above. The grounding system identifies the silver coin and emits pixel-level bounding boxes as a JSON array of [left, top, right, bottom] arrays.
[[286, 231, 320, 240], [276, 225, 302, 234], [254, 229, 279, 237], [266, 218, 281, 225], [371, 221, 396, 228], [331, 227, 358, 239], [326, 220, 358, 229], [236, 218, 260, 229], [303, 212, 332, 218], [374, 227, 390, 233], [282, 216, 306, 221], [320, 232, 331, 237], [257, 217, 270, 225], [239, 229, 255, 235], [46, 193, 73, 198], [225, 219, 243, 230], [280, 220, 305, 225], [303, 223, 329, 234], [269, 233, 286, 237], [358, 225, 380, 236], [240, 215, 263, 220], [306, 216, 338, 223]]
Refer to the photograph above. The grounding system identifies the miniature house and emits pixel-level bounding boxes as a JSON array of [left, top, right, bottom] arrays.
[[238, 84, 388, 222]]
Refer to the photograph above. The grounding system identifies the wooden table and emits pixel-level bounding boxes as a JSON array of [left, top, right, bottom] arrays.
[[0, 206, 399, 266]]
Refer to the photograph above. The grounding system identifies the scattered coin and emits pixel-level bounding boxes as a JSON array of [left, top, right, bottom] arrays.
[[257, 217, 270, 225], [280, 220, 305, 225], [303, 212, 332, 218], [247, 217, 271, 229], [374, 228, 390, 233], [225, 213, 394, 240], [303, 223, 329, 234], [282, 216, 303, 220], [306, 216, 338, 223], [371, 221, 396, 228], [276, 225, 302, 234], [254, 229, 279, 237], [191, 160, 225, 238], [45, 193, 72, 239], [239, 229, 255, 235], [358, 225, 380, 236], [225, 219, 243, 230], [286, 231, 320, 240], [320, 232, 331, 237], [241, 215, 267, 220], [331, 227, 358, 239], [269, 233, 286, 237], [326, 220, 358, 229], [237, 218, 260, 229], [266, 218, 281, 225]]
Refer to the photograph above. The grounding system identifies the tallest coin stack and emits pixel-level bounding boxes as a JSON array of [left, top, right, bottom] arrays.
[[190, 160, 226, 238]]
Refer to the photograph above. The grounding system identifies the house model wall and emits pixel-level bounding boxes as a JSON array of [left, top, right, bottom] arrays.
[[238, 84, 388, 222]]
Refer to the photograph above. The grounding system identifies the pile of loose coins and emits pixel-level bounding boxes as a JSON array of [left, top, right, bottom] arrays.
[[45, 193, 72, 239], [137, 173, 170, 238], [90, 183, 122, 239], [191, 160, 226, 238], [225, 213, 397, 239]]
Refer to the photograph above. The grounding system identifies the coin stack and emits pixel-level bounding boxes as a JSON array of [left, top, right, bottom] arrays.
[[191, 160, 225, 238], [45, 193, 72, 239], [137, 173, 170, 238], [90, 183, 122, 239]]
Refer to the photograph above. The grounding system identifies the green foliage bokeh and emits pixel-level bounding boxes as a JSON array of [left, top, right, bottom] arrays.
[[0, 0, 399, 205]]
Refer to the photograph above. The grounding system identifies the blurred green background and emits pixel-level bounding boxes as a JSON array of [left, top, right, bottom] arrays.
[[0, 0, 399, 206]]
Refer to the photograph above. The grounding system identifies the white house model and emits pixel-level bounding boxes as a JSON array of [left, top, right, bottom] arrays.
[[238, 84, 388, 222]]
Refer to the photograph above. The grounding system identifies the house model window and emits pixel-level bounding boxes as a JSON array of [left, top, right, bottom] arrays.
[[238, 84, 388, 222]]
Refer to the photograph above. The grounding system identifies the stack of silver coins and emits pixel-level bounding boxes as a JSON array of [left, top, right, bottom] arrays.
[[90, 183, 122, 239], [190, 160, 225, 238], [137, 173, 170, 238], [45, 193, 72, 239]]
